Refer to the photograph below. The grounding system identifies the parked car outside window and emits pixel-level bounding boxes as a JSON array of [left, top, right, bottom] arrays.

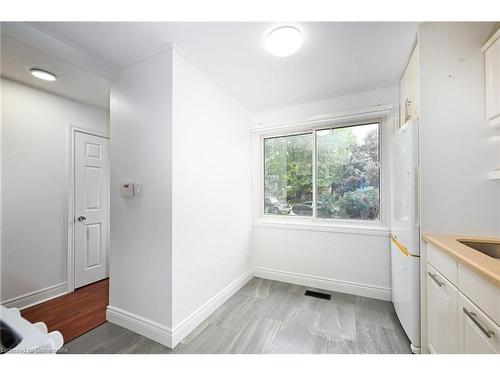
[[264, 196, 292, 215], [291, 201, 335, 217]]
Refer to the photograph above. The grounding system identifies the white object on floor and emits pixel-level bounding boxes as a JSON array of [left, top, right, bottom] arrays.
[[33, 321, 48, 333], [48, 331, 64, 350], [0, 305, 64, 353], [390, 119, 421, 353], [9, 307, 21, 316]]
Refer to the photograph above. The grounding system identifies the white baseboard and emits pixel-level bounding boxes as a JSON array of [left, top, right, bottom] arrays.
[[1, 282, 68, 310], [108, 267, 390, 349], [106, 269, 253, 349], [254, 267, 391, 301], [171, 269, 254, 347], [106, 305, 173, 348]]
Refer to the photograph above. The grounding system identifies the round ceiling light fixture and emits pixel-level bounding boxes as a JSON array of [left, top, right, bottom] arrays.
[[265, 26, 303, 57], [30, 68, 57, 81]]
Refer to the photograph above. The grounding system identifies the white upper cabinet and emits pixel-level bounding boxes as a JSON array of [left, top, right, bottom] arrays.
[[483, 28, 500, 128], [400, 44, 419, 127]]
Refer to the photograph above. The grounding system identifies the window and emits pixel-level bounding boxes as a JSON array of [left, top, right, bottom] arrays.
[[264, 133, 312, 216], [263, 122, 380, 221]]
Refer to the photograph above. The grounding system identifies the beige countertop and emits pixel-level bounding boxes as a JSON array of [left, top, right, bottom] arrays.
[[422, 233, 500, 287]]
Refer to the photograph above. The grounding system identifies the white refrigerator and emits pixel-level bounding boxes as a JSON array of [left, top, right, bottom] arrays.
[[390, 119, 421, 354]]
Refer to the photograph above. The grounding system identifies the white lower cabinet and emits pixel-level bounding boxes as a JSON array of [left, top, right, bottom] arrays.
[[426, 264, 458, 354], [425, 243, 499, 354], [458, 292, 500, 354]]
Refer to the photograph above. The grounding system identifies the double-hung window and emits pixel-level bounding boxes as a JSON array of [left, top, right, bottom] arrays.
[[263, 122, 380, 221]]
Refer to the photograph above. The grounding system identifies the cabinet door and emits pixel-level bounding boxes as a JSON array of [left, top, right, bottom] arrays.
[[485, 37, 500, 122], [400, 68, 408, 127], [427, 264, 458, 353], [400, 45, 419, 127], [458, 292, 500, 353]]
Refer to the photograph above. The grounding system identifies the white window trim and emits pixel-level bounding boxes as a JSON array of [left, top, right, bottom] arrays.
[[252, 105, 393, 236]]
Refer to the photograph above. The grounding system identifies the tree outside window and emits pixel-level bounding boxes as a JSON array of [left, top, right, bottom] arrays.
[[263, 123, 380, 220]]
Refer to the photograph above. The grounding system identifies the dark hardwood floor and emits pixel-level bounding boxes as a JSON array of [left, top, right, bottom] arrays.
[[21, 278, 109, 344]]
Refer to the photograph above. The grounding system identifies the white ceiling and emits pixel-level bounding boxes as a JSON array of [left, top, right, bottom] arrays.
[[2, 22, 418, 112], [1, 33, 110, 109]]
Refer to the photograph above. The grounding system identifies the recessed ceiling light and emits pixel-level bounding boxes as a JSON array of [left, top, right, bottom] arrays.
[[265, 26, 303, 57], [30, 69, 57, 81]]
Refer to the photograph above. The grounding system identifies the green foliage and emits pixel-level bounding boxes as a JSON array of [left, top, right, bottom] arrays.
[[264, 133, 312, 202], [264, 124, 380, 220], [336, 187, 380, 220], [317, 125, 380, 219]]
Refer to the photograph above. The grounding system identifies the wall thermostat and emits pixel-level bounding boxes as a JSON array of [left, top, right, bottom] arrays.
[[120, 183, 134, 197]]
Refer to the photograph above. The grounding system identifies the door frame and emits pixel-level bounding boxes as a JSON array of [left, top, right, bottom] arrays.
[[66, 125, 110, 293]]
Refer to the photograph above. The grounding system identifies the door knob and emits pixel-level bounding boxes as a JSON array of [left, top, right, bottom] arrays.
[[78, 216, 86, 222]]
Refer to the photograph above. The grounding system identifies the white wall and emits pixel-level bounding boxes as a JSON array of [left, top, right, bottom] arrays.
[[419, 22, 500, 237], [1, 78, 109, 305], [253, 86, 399, 125], [418, 22, 499, 354], [171, 50, 253, 331], [108, 49, 173, 338], [253, 228, 392, 297], [251, 86, 399, 300], [107, 48, 252, 347]]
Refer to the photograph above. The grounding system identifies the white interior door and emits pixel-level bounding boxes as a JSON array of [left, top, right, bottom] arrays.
[[74, 131, 109, 288]]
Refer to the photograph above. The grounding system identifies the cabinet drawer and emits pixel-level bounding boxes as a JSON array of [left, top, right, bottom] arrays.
[[458, 292, 500, 353], [427, 243, 458, 285], [458, 264, 500, 326]]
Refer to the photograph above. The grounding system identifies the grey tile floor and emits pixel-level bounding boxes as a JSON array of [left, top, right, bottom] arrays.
[[62, 277, 411, 354]]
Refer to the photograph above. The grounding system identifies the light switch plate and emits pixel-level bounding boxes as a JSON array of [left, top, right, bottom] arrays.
[[133, 183, 144, 197]]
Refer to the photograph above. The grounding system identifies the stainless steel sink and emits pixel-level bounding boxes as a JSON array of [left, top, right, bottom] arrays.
[[458, 240, 500, 259]]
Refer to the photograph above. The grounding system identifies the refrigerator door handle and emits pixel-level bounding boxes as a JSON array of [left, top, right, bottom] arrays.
[[414, 165, 420, 227]]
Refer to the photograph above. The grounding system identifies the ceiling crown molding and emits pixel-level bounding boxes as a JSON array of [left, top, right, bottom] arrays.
[[2, 22, 117, 80], [251, 104, 393, 134]]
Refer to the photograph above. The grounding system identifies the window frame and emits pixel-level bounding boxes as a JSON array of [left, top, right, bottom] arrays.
[[252, 106, 392, 236]]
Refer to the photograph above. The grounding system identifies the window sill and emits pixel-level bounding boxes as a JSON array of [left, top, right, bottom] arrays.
[[253, 217, 390, 237]]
